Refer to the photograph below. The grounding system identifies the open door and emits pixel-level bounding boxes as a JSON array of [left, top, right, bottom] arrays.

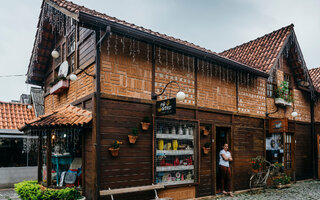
[[216, 127, 231, 193]]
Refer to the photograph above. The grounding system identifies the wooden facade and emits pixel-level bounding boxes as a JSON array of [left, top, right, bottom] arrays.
[[24, 1, 320, 200]]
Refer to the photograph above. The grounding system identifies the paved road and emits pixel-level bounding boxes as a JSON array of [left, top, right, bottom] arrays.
[[0, 189, 20, 200], [214, 180, 320, 200]]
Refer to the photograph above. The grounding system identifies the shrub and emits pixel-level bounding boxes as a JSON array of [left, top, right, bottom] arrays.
[[14, 180, 82, 200]]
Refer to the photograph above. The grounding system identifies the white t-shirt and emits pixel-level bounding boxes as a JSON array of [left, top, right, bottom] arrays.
[[219, 149, 231, 167]]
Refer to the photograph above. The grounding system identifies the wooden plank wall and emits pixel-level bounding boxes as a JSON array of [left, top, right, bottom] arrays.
[[232, 116, 265, 191], [99, 98, 154, 200], [78, 28, 96, 69], [84, 127, 94, 199], [198, 124, 213, 197], [295, 123, 313, 180]]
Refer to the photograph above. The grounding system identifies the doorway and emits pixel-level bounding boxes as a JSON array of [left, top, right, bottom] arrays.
[[216, 127, 231, 193]]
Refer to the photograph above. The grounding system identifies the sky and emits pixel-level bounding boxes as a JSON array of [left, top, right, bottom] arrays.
[[0, 0, 319, 102]]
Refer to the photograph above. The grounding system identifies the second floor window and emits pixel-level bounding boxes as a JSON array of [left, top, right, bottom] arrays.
[[67, 31, 76, 55]]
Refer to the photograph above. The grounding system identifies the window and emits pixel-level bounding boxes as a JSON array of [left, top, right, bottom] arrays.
[[285, 133, 292, 169], [267, 83, 276, 98], [154, 118, 198, 186], [55, 45, 61, 66], [67, 31, 76, 55], [68, 54, 75, 73]]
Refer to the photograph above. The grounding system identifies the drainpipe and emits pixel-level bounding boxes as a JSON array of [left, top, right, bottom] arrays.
[[311, 96, 316, 179], [95, 26, 111, 199]]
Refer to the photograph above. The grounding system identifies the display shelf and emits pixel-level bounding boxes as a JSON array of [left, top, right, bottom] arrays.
[[156, 150, 194, 156], [161, 180, 194, 186], [156, 165, 194, 172], [156, 133, 193, 140]]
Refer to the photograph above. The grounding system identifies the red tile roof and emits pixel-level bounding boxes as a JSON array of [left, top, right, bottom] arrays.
[[0, 102, 35, 130], [20, 104, 92, 130], [309, 67, 320, 92], [220, 24, 294, 72]]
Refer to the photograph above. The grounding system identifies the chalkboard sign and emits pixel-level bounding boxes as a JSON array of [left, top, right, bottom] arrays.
[[156, 98, 176, 116]]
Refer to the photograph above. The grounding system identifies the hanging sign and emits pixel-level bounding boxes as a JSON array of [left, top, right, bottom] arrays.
[[269, 118, 288, 133], [156, 98, 176, 116]]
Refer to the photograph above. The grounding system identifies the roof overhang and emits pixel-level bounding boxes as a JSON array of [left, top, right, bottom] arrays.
[[78, 11, 269, 78]]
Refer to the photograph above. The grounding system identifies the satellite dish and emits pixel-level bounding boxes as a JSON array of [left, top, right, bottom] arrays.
[[58, 61, 69, 77]]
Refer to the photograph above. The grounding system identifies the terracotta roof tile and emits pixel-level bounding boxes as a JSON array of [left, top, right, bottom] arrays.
[[309, 67, 320, 92], [220, 24, 294, 72], [0, 102, 35, 130], [20, 104, 92, 130]]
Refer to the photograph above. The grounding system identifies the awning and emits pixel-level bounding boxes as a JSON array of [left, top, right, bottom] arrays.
[[19, 104, 92, 131]]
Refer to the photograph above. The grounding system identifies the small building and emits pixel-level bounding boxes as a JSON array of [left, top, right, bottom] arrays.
[[0, 101, 36, 188], [22, 0, 318, 199]]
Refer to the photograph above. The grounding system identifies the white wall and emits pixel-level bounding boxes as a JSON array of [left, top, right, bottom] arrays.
[[0, 167, 37, 188]]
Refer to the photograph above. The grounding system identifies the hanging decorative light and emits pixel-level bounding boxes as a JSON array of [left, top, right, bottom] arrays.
[[69, 73, 77, 81], [51, 49, 59, 59], [27, 105, 33, 109], [176, 91, 186, 101], [291, 111, 298, 117]]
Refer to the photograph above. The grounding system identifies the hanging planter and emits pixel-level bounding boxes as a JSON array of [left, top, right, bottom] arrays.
[[201, 126, 210, 136], [109, 141, 122, 157], [141, 116, 151, 131], [202, 142, 211, 155], [128, 128, 139, 144], [274, 81, 293, 107], [49, 76, 69, 95]]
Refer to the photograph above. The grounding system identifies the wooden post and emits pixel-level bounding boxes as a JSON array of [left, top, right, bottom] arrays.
[[46, 130, 52, 187], [37, 130, 43, 183]]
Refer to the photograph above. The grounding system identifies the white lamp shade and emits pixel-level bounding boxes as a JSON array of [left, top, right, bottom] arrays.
[[291, 111, 298, 117], [69, 73, 77, 81], [176, 91, 186, 101], [27, 105, 33, 110], [51, 49, 59, 59]]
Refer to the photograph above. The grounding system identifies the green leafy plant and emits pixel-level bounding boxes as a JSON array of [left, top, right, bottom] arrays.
[[275, 81, 294, 102], [111, 140, 122, 149], [142, 116, 151, 123], [205, 125, 211, 131], [204, 142, 211, 148], [49, 75, 67, 87], [14, 180, 82, 200], [132, 128, 138, 136], [273, 175, 291, 185]]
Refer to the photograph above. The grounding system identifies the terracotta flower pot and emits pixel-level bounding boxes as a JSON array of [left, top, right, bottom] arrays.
[[202, 147, 210, 154], [128, 135, 138, 144], [109, 147, 120, 157], [251, 168, 261, 173], [141, 122, 150, 130], [201, 127, 209, 136]]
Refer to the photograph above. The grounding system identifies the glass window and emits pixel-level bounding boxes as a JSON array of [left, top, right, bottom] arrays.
[[67, 31, 76, 55], [68, 54, 75, 73], [154, 118, 198, 186]]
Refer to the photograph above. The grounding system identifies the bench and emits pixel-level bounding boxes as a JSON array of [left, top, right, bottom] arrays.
[[100, 184, 168, 200]]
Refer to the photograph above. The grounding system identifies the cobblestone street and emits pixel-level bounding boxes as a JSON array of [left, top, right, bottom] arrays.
[[0, 189, 19, 200], [212, 180, 320, 200]]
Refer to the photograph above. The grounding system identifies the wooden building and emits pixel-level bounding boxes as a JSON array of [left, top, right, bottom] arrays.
[[23, 0, 318, 199]]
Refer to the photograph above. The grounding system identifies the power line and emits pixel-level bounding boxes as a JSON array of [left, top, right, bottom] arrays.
[[0, 74, 26, 78]]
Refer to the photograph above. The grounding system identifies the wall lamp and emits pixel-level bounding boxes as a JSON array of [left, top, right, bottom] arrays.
[[151, 81, 186, 101], [265, 106, 298, 118]]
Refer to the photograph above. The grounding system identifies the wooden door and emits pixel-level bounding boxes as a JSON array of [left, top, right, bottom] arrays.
[[197, 124, 213, 197], [317, 135, 320, 179]]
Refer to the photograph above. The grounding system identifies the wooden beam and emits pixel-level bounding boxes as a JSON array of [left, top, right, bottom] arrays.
[[46, 131, 52, 187], [45, 0, 79, 21], [37, 131, 43, 183], [100, 184, 164, 196]]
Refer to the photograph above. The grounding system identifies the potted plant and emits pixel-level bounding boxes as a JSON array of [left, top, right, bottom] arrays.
[[109, 140, 122, 157], [251, 156, 265, 173], [275, 81, 294, 106], [49, 75, 69, 95], [128, 128, 139, 144], [201, 125, 210, 136], [141, 116, 151, 130], [202, 142, 211, 154], [273, 175, 291, 189]]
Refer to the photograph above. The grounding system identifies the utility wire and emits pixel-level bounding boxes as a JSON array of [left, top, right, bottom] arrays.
[[0, 74, 26, 78]]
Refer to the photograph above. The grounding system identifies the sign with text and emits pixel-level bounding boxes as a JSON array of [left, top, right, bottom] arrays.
[[156, 98, 176, 116], [269, 118, 288, 133]]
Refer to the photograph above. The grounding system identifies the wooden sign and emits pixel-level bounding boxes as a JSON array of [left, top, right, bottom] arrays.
[[269, 118, 288, 133], [156, 98, 176, 116]]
